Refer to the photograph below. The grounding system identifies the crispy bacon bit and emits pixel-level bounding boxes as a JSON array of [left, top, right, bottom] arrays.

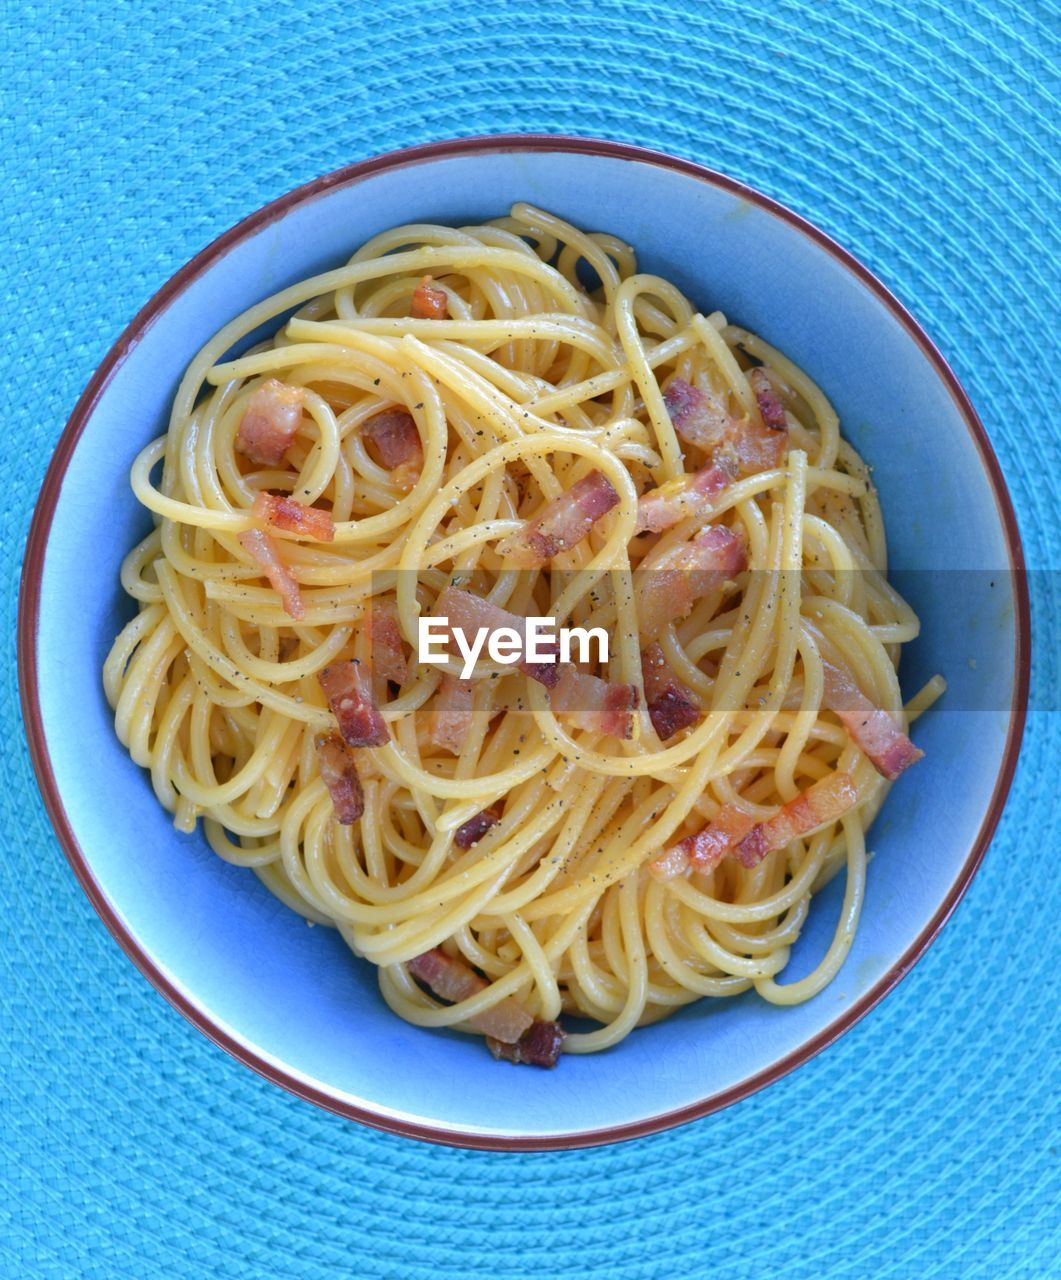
[[647, 843, 695, 880], [749, 367, 788, 431], [408, 948, 534, 1044], [550, 668, 638, 739], [691, 804, 760, 867], [651, 803, 760, 879], [663, 377, 732, 451], [735, 771, 859, 868], [408, 947, 484, 1002], [237, 528, 305, 620], [236, 379, 304, 466], [362, 408, 424, 490], [497, 470, 620, 567], [684, 525, 747, 594], [318, 660, 388, 747], [314, 732, 364, 824], [251, 491, 335, 542], [363, 408, 422, 468], [487, 1019, 566, 1068], [433, 587, 561, 688], [646, 685, 698, 741], [721, 371, 789, 475], [635, 462, 733, 535], [635, 524, 747, 640], [661, 374, 787, 479], [454, 807, 500, 849], [653, 774, 858, 879], [410, 275, 449, 320], [641, 644, 699, 740], [725, 417, 788, 476], [366, 597, 408, 685], [430, 675, 476, 754], [821, 662, 923, 780]]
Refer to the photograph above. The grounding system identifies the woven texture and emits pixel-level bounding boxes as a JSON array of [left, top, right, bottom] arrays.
[[2, 1, 1059, 1276]]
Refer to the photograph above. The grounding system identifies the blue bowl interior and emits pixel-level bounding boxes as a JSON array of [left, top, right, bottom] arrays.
[[34, 149, 1018, 1141]]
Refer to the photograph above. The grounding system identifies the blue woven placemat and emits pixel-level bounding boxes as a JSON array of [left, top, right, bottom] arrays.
[[2, 2, 1058, 1276]]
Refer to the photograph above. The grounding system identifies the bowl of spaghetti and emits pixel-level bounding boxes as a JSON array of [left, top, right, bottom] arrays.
[[20, 136, 1028, 1148]]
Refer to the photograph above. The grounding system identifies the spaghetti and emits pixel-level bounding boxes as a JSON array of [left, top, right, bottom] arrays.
[[105, 205, 941, 1065]]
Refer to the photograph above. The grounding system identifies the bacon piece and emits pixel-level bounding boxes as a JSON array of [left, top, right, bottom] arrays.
[[641, 644, 699, 740], [366, 597, 408, 685], [691, 804, 760, 867], [408, 948, 534, 1044], [651, 803, 759, 879], [717, 416, 788, 476], [711, 370, 787, 476], [646, 686, 699, 741], [363, 408, 422, 468], [237, 529, 305, 620], [550, 668, 637, 739], [635, 462, 733, 535], [454, 807, 500, 849], [318, 660, 388, 747], [473, 997, 535, 1045], [251, 491, 335, 542], [362, 408, 424, 491], [314, 732, 364, 824], [661, 374, 787, 478], [496, 470, 619, 567], [663, 377, 733, 451], [236, 379, 304, 466], [821, 662, 923, 780], [654, 774, 859, 880], [647, 844, 694, 880], [735, 771, 858, 868], [430, 675, 476, 754], [410, 275, 449, 320], [683, 525, 747, 595], [408, 947, 484, 1003], [749, 367, 788, 431], [487, 1019, 566, 1068], [635, 524, 746, 640], [433, 587, 560, 688]]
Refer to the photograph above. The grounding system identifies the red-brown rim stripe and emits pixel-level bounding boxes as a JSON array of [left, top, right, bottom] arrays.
[[17, 134, 1031, 1151]]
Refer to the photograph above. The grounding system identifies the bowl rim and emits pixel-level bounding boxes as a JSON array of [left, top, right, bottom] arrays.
[[18, 133, 1031, 1151]]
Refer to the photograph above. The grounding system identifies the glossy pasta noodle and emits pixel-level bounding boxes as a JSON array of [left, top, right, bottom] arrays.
[[105, 205, 941, 1065]]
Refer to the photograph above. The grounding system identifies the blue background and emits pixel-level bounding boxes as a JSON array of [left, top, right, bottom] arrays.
[[2, 1, 1058, 1276]]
